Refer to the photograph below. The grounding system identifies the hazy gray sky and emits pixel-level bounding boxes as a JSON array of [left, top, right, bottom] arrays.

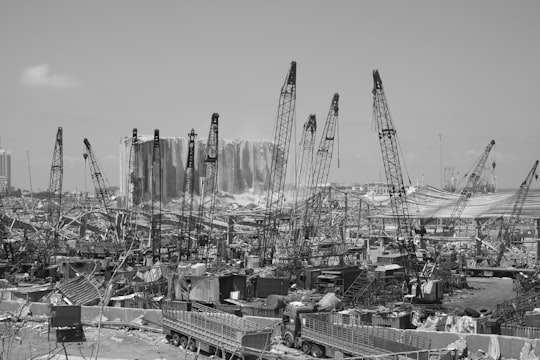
[[1, 1, 539, 192]]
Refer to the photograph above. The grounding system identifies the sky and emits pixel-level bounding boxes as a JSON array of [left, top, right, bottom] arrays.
[[1, 0, 539, 193]]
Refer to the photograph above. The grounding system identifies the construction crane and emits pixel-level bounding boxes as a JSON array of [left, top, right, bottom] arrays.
[[83, 138, 112, 211], [261, 61, 296, 264], [448, 139, 496, 231], [196, 113, 219, 254], [503, 160, 539, 243], [491, 160, 538, 267], [48, 127, 63, 251], [344, 71, 419, 305], [290, 115, 317, 241], [151, 129, 162, 261], [180, 129, 197, 259], [127, 128, 140, 207], [303, 93, 340, 240], [372, 71, 415, 249], [83, 138, 118, 243]]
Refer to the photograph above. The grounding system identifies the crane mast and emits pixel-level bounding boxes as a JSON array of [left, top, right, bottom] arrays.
[[372, 70, 414, 246], [48, 127, 63, 250], [151, 129, 162, 261], [304, 93, 340, 239], [449, 139, 495, 227], [180, 129, 197, 258], [197, 113, 219, 249], [261, 61, 297, 264]]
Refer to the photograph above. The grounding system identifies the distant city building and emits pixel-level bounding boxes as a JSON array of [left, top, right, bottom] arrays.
[[0, 147, 11, 192]]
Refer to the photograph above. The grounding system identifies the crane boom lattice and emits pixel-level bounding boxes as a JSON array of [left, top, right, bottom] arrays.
[[48, 127, 63, 248], [372, 70, 413, 243], [261, 61, 297, 263], [304, 93, 340, 238], [197, 113, 219, 249]]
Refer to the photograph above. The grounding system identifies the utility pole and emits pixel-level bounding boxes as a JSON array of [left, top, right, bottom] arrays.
[[439, 134, 443, 189]]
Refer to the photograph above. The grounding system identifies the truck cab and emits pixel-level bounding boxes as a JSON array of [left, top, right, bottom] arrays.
[[281, 304, 317, 349]]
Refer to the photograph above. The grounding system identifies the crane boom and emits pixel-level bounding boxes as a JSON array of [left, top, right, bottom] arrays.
[[261, 61, 297, 263], [83, 138, 111, 211], [449, 139, 495, 225], [372, 70, 413, 244], [504, 160, 539, 240], [128, 128, 139, 207], [48, 127, 63, 248], [197, 113, 219, 248], [290, 115, 317, 246], [151, 129, 162, 260], [304, 93, 340, 238], [180, 129, 197, 258]]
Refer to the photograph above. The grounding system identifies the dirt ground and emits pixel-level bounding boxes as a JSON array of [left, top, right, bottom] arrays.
[[443, 276, 517, 311], [2, 323, 211, 360], [0, 277, 518, 360]]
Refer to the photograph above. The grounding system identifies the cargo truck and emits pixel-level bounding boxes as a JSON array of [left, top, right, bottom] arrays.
[[163, 300, 274, 359], [281, 304, 432, 358]]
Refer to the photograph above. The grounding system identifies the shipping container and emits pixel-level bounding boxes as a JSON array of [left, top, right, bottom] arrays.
[[255, 277, 289, 298], [371, 312, 412, 329], [190, 276, 220, 303]]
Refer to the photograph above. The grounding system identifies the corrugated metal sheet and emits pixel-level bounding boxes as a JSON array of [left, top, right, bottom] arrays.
[[57, 275, 103, 306], [373, 186, 540, 220]]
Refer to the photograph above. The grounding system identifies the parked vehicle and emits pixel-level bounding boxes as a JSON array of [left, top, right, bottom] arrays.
[[163, 300, 274, 359], [281, 303, 432, 358]]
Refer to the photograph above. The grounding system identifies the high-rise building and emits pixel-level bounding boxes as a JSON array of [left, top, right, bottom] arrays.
[[0, 147, 11, 192]]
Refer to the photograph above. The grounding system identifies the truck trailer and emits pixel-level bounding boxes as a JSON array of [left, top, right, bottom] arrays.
[[163, 300, 274, 359]]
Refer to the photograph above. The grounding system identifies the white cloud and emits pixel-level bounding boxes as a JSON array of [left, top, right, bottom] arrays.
[[21, 64, 82, 88]]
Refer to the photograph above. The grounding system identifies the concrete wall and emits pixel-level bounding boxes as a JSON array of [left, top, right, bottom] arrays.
[[407, 329, 540, 358], [2, 299, 540, 359], [0, 300, 162, 326]]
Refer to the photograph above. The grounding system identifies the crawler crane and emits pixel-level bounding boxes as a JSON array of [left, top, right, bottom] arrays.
[[151, 129, 162, 261], [261, 61, 296, 264], [180, 129, 197, 258], [196, 113, 219, 255], [48, 127, 63, 251], [83, 138, 119, 244], [303, 93, 340, 240], [493, 160, 539, 266]]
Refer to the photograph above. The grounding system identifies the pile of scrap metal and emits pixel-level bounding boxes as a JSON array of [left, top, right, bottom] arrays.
[[43, 274, 104, 306]]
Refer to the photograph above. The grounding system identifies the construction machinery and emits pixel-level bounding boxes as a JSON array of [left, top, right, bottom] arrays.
[[180, 129, 197, 258], [492, 160, 539, 267], [127, 128, 140, 207], [303, 93, 340, 240], [196, 113, 219, 257], [371, 70, 416, 260], [47, 127, 63, 251], [448, 139, 496, 232], [289, 114, 317, 253], [83, 138, 118, 244], [261, 61, 296, 264], [151, 129, 162, 261], [83, 138, 113, 212]]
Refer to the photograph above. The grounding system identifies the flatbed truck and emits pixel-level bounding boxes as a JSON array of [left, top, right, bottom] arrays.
[[163, 300, 274, 359]]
